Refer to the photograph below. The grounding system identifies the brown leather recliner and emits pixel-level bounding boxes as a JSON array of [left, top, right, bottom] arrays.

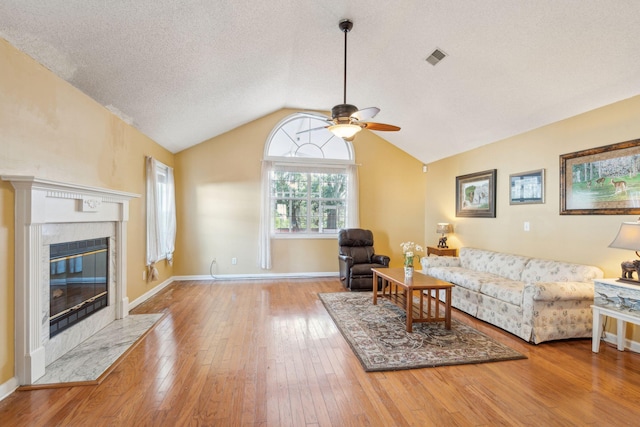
[[338, 228, 390, 291]]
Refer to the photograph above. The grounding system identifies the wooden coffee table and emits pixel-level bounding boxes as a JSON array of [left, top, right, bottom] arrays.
[[372, 268, 454, 332]]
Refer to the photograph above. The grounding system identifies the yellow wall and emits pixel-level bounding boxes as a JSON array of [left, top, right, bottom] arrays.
[[424, 95, 640, 274], [0, 38, 174, 385], [424, 95, 640, 340], [4, 27, 638, 388], [174, 109, 426, 275]]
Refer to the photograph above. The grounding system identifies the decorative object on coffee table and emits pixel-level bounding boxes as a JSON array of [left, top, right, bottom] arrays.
[[318, 292, 526, 372], [400, 241, 423, 277], [436, 222, 453, 247], [608, 219, 640, 284]]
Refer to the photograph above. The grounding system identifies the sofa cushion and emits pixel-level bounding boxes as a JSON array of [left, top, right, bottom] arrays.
[[520, 259, 603, 283], [480, 279, 526, 305], [485, 252, 530, 281], [459, 247, 495, 272], [430, 267, 497, 292]]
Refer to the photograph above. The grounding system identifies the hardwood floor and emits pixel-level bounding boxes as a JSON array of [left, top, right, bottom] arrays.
[[2, 278, 640, 426]]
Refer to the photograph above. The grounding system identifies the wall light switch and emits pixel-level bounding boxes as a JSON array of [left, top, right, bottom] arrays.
[[524, 221, 530, 232]]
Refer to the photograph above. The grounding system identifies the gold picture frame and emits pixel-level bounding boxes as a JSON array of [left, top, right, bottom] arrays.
[[560, 138, 640, 215]]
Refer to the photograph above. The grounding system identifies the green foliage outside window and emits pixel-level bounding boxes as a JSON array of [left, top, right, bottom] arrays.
[[271, 170, 347, 234]]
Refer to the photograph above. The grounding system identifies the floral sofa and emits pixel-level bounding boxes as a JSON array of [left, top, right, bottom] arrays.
[[420, 247, 604, 344]]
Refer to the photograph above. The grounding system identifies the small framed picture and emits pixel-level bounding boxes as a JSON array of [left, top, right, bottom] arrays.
[[455, 169, 497, 218], [510, 169, 545, 205]]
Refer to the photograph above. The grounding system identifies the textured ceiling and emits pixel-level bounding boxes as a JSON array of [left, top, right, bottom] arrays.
[[2, 1, 640, 163]]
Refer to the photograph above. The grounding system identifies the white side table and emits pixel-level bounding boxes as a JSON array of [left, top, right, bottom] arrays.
[[592, 278, 640, 353]]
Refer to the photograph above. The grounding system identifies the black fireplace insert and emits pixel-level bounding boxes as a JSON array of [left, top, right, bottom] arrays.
[[49, 237, 109, 337]]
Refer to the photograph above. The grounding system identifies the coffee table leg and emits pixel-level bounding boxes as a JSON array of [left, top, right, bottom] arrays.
[[406, 288, 413, 332], [373, 271, 378, 305], [445, 287, 452, 330]]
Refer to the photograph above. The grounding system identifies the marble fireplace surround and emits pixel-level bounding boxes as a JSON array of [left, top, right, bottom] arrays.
[[2, 176, 139, 385]]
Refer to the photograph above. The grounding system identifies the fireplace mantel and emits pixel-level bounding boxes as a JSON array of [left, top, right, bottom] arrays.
[[2, 176, 139, 385]]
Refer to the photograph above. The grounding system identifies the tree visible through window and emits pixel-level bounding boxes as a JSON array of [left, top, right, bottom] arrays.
[[271, 170, 347, 234], [260, 112, 358, 267], [261, 112, 357, 241]]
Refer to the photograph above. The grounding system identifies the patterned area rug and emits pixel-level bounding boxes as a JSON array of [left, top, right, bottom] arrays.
[[318, 292, 525, 372]]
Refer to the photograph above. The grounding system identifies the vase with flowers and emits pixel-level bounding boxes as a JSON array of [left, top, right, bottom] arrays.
[[400, 241, 423, 277]]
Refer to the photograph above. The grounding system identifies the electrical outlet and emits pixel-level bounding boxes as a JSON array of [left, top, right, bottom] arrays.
[[142, 270, 147, 281], [232, 257, 237, 265]]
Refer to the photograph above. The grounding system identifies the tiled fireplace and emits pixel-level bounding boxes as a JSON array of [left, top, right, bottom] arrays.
[[2, 176, 138, 385]]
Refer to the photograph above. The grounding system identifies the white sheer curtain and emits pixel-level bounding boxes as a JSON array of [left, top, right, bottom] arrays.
[[346, 164, 359, 228], [146, 156, 177, 281], [258, 160, 273, 269]]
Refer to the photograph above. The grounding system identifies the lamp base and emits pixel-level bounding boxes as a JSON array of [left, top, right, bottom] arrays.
[[617, 277, 640, 286], [437, 236, 448, 248]]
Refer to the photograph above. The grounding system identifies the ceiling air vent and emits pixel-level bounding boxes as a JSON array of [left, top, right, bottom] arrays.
[[426, 48, 447, 66]]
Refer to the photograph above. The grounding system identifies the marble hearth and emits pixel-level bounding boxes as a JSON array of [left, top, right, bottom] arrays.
[[2, 176, 139, 385]]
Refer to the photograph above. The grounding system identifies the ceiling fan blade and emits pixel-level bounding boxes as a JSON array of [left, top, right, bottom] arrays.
[[296, 125, 330, 135], [362, 122, 401, 132], [351, 107, 380, 121], [304, 111, 332, 121]]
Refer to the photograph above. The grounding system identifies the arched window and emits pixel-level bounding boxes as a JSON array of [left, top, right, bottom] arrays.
[[258, 113, 359, 269], [264, 112, 354, 161]]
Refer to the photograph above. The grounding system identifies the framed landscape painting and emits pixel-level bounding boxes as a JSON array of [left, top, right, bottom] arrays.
[[560, 138, 640, 215], [456, 169, 497, 218]]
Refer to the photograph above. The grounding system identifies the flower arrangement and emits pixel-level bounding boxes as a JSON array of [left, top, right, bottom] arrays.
[[400, 241, 423, 268]]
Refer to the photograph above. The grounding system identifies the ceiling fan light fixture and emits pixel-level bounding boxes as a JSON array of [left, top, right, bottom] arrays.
[[328, 123, 362, 139]]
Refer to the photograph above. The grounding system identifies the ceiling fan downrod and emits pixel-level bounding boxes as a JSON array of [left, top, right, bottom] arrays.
[[339, 19, 353, 105]]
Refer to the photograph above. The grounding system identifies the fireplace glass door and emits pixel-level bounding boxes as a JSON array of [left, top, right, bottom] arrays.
[[49, 238, 109, 336]]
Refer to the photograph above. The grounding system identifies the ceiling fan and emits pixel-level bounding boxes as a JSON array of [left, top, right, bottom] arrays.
[[301, 19, 400, 141]]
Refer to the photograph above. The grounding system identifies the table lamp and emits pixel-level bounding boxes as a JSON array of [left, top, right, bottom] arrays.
[[608, 220, 640, 284], [436, 223, 453, 248]]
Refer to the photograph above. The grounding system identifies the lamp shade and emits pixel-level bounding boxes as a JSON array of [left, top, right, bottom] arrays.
[[609, 222, 640, 251], [328, 124, 362, 139], [436, 223, 452, 234]]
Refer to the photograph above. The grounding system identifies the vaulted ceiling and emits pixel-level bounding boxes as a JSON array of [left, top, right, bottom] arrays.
[[2, 1, 639, 163]]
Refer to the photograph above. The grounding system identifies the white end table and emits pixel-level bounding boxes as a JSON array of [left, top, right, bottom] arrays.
[[592, 278, 640, 353]]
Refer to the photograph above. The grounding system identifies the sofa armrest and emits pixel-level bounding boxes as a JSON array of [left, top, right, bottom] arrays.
[[524, 281, 595, 302], [372, 254, 390, 266], [420, 256, 461, 270]]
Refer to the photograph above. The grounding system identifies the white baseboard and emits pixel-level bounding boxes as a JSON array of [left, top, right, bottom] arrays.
[[128, 276, 174, 311], [129, 272, 338, 309], [602, 331, 640, 353], [0, 376, 19, 402], [173, 271, 339, 281]]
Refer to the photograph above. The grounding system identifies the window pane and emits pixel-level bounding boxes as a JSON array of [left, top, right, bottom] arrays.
[[266, 113, 353, 161], [291, 200, 307, 232], [270, 169, 348, 236]]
